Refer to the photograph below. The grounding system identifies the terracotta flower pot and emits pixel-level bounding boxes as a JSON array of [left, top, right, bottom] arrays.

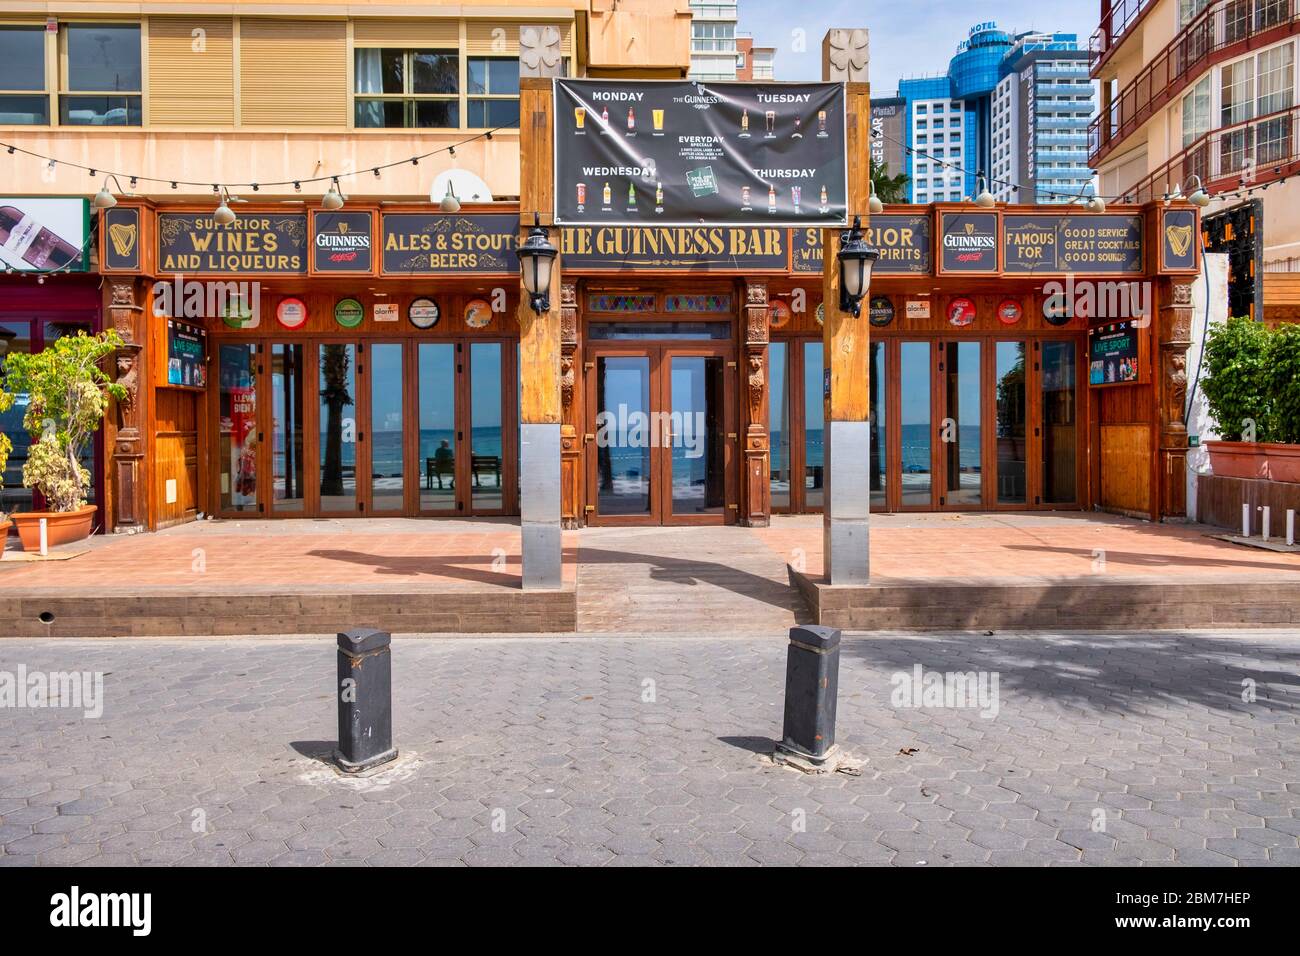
[[10, 504, 97, 551], [1262, 442, 1300, 483], [1206, 441, 1270, 480]]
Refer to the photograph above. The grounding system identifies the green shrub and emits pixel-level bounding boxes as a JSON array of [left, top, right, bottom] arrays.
[[0, 331, 125, 513], [1267, 322, 1300, 444], [1201, 315, 1277, 442], [0, 388, 11, 517]]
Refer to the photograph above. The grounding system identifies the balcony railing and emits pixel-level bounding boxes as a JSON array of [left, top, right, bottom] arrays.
[[1090, 0, 1300, 166], [1122, 101, 1299, 202], [1090, 0, 1156, 72]]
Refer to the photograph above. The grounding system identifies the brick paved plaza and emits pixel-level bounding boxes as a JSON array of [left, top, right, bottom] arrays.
[[1, 629, 1296, 867]]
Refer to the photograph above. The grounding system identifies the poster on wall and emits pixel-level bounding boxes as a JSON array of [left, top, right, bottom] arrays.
[[1089, 321, 1141, 385], [166, 319, 208, 388], [0, 197, 90, 272], [553, 79, 848, 227]]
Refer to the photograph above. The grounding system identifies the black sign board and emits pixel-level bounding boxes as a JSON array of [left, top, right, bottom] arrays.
[[1161, 208, 1198, 271], [561, 224, 788, 272], [553, 78, 848, 227], [166, 319, 208, 389], [791, 214, 932, 275], [102, 206, 142, 272], [157, 213, 307, 274], [381, 213, 518, 275], [1089, 321, 1141, 386], [939, 211, 999, 274], [312, 210, 374, 274], [1004, 214, 1143, 274]]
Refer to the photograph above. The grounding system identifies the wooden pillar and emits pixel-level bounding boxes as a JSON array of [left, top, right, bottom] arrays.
[[742, 279, 770, 526], [559, 279, 583, 529], [104, 277, 150, 533], [821, 33, 872, 584], [518, 76, 563, 588], [1157, 278, 1194, 519]]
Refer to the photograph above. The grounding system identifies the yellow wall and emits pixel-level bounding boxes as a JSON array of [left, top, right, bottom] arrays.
[[0, 1, 690, 201]]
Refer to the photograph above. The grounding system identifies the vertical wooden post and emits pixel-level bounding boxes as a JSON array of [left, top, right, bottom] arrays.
[[518, 76, 563, 588], [1157, 278, 1193, 519], [559, 279, 583, 528], [820, 67, 873, 583], [742, 279, 770, 526], [104, 277, 150, 533]]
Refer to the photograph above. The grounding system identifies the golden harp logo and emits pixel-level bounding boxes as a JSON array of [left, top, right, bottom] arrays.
[[1166, 222, 1193, 259], [109, 220, 138, 259], [965, 222, 975, 235]]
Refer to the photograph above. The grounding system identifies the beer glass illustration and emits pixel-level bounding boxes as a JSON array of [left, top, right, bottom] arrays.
[[653, 108, 665, 133], [577, 183, 587, 208], [818, 110, 827, 135], [765, 110, 776, 135], [792, 185, 802, 210], [575, 107, 586, 130]]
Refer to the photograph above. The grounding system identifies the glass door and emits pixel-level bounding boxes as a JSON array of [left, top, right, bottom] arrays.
[[587, 345, 733, 525], [217, 342, 261, 515], [316, 342, 360, 514], [939, 340, 983, 508], [270, 343, 305, 513], [368, 342, 405, 513], [1040, 339, 1079, 505], [591, 351, 656, 524], [666, 352, 731, 523], [994, 340, 1028, 506], [898, 341, 934, 509]]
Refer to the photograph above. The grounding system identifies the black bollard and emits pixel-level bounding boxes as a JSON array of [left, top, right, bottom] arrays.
[[778, 624, 841, 763], [334, 627, 397, 773]]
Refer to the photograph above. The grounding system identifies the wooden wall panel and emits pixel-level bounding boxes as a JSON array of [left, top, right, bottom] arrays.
[[1197, 473, 1300, 535], [154, 388, 200, 528], [1100, 423, 1151, 514]]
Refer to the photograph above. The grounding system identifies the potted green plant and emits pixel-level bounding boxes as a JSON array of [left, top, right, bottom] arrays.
[[1263, 321, 1300, 482], [0, 329, 125, 550], [1201, 315, 1274, 480]]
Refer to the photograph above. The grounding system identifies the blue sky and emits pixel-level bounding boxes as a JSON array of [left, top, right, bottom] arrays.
[[738, 0, 1098, 89]]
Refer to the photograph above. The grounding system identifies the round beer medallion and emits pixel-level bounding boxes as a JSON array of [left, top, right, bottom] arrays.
[[815, 302, 824, 326], [334, 297, 364, 329], [769, 300, 791, 330], [409, 298, 440, 329], [276, 297, 308, 330], [997, 298, 1023, 325], [948, 297, 977, 327], [1043, 295, 1072, 326], [869, 295, 895, 328], [221, 295, 255, 330], [464, 298, 491, 329]]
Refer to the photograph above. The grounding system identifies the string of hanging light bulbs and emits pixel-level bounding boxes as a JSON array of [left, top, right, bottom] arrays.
[[1, 125, 507, 223]]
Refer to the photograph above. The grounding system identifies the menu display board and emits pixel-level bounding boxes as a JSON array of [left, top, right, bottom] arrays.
[[157, 213, 308, 274], [1003, 214, 1143, 274], [553, 79, 848, 227], [381, 213, 518, 275], [1089, 320, 1141, 385], [166, 319, 207, 388]]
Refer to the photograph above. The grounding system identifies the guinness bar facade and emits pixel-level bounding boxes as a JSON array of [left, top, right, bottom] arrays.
[[95, 198, 1199, 530]]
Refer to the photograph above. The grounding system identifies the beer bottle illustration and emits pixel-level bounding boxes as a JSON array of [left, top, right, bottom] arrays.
[[793, 117, 803, 139], [741, 185, 751, 208], [767, 184, 777, 213], [820, 185, 829, 211], [740, 109, 750, 136], [0, 205, 81, 270], [601, 105, 609, 125], [627, 182, 637, 207], [602, 181, 612, 206], [655, 182, 664, 209], [627, 106, 635, 132]]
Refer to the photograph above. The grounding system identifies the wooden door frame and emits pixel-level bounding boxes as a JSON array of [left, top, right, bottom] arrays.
[[660, 346, 737, 527], [584, 345, 659, 527], [211, 339, 266, 519]]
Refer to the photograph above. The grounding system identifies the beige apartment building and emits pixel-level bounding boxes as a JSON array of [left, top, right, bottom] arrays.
[[1090, 0, 1300, 283]]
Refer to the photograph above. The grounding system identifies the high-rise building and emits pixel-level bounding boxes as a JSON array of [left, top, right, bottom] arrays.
[[735, 34, 773, 80], [891, 22, 1095, 204], [991, 33, 1094, 204], [688, 0, 740, 81]]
